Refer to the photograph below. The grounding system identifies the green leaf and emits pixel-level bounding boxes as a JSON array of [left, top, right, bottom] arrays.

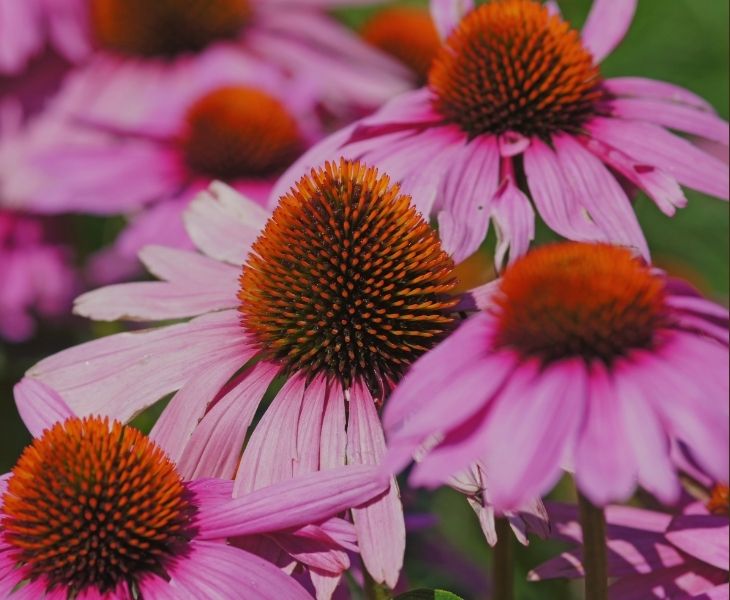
[[394, 590, 464, 600]]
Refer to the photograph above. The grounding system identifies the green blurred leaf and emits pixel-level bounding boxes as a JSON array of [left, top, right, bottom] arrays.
[[394, 590, 464, 600]]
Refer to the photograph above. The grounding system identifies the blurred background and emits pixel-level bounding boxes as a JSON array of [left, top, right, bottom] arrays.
[[0, 1, 727, 598]]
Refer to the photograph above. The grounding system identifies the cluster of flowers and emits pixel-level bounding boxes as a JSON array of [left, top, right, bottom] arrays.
[[0, 0, 727, 598]]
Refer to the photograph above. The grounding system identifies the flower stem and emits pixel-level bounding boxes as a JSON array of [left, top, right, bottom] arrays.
[[494, 518, 514, 600], [363, 568, 392, 600], [578, 491, 608, 600]]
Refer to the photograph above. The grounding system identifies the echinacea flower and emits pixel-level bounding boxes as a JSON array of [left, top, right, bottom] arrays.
[[384, 242, 729, 510], [21, 0, 411, 131], [0, 0, 90, 76], [15, 50, 320, 283], [0, 209, 77, 342], [21, 160, 468, 590], [275, 0, 729, 267], [6, 379, 390, 600], [529, 487, 730, 599]]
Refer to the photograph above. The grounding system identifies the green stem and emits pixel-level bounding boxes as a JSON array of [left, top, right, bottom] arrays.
[[493, 518, 514, 600], [363, 567, 392, 600], [578, 491, 609, 600]]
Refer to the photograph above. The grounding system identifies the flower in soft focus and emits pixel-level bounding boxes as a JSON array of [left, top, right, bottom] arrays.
[[384, 242, 729, 510], [275, 0, 729, 267], [360, 6, 441, 84], [6, 380, 389, 599], [529, 487, 730, 599], [0, 210, 77, 342], [13, 0, 410, 131], [15, 50, 320, 283], [450, 463, 550, 547], [0, 0, 90, 76], [21, 160, 469, 591]]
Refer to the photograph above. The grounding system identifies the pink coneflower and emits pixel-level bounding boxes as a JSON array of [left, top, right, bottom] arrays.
[[6, 380, 389, 600], [18, 50, 320, 283], [529, 488, 730, 599], [275, 0, 729, 266], [22, 160, 468, 590], [0, 0, 90, 75], [0, 209, 77, 342], [18, 0, 410, 129], [384, 242, 729, 510]]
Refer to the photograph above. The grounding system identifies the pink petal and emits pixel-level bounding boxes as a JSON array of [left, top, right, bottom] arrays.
[[574, 363, 638, 506], [273, 531, 349, 574], [184, 182, 270, 265], [320, 384, 347, 469], [150, 350, 253, 462], [13, 378, 74, 437], [587, 117, 729, 200], [666, 515, 730, 571], [294, 376, 329, 476], [235, 374, 306, 494], [480, 359, 587, 510], [612, 365, 679, 504], [28, 310, 246, 423], [635, 335, 729, 483], [605, 77, 715, 112], [74, 262, 238, 322], [383, 314, 502, 474], [347, 382, 405, 589], [161, 541, 313, 600], [523, 139, 604, 241], [430, 0, 474, 39], [490, 167, 535, 268], [611, 97, 729, 145], [198, 465, 388, 538], [437, 136, 499, 263], [552, 134, 649, 258], [581, 0, 637, 63], [583, 135, 687, 216], [177, 361, 279, 479]]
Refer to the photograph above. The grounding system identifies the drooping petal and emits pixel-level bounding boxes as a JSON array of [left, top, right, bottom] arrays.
[[490, 168, 535, 268], [234, 374, 307, 494], [611, 97, 729, 145], [587, 117, 729, 200], [605, 77, 715, 112], [552, 134, 649, 258], [574, 363, 638, 506], [479, 359, 587, 510], [150, 350, 254, 462], [581, 0, 637, 64], [583, 135, 687, 216], [347, 382, 405, 589], [523, 139, 604, 241], [612, 364, 679, 504], [320, 384, 347, 470], [176, 361, 279, 479], [437, 136, 499, 263]]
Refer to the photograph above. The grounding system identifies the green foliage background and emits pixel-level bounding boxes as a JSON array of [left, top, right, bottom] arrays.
[[1, 1, 727, 598]]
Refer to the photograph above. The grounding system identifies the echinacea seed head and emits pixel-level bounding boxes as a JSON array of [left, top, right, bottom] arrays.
[[239, 159, 459, 399], [429, 0, 608, 140], [492, 243, 668, 364], [1, 416, 197, 596]]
